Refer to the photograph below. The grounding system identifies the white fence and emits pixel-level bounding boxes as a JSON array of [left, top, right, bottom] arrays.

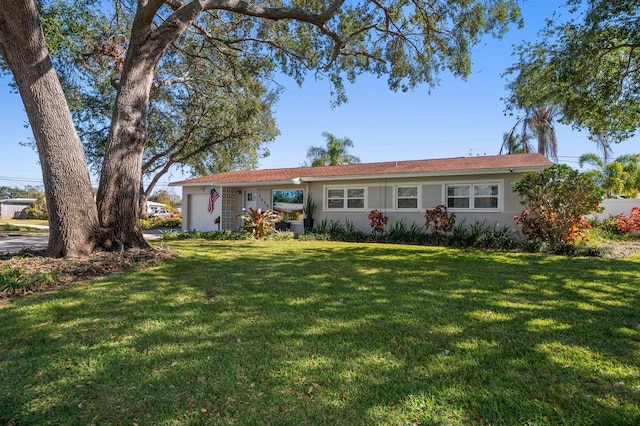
[[591, 199, 640, 221]]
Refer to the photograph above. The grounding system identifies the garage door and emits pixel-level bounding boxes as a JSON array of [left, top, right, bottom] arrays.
[[187, 194, 218, 231]]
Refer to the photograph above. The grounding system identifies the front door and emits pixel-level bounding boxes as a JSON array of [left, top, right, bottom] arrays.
[[238, 189, 258, 228], [244, 189, 257, 210]]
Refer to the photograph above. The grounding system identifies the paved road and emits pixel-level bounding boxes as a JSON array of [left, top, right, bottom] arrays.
[[0, 230, 163, 255], [0, 235, 49, 254]]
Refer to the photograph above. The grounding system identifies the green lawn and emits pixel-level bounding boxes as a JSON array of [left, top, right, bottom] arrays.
[[0, 219, 49, 227], [1, 240, 640, 425], [0, 221, 49, 236]]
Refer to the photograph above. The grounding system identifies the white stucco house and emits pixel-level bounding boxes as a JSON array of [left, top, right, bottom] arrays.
[[170, 153, 553, 234], [0, 198, 37, 219], [146, 201, 168, 215]]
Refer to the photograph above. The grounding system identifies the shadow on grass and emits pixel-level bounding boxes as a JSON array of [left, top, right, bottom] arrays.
[[1, 241, 639, 425]]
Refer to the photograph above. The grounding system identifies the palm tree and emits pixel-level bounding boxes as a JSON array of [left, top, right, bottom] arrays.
[[306, 132, 361, 167], [579, 152, 640, 198], [499, 132, 531, 155], [505, 105, 559, 162], [579, 153, 623, 198], [592, 133, 613, 165]]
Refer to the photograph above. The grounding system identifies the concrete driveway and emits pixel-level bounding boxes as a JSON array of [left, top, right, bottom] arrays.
[[0, 230, 163, 255]]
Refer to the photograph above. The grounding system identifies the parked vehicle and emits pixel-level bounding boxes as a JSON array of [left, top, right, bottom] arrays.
[[151, 210, 171, 218]]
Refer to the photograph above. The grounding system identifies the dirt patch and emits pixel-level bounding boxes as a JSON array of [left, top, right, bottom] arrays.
[[0, 247, 176, 301], [610, 241, 640, 258]]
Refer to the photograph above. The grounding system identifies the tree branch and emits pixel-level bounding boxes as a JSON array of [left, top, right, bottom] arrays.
[[201, 0, 344, 24]]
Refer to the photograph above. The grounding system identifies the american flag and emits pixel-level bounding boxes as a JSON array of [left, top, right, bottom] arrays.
[[207, 187, 220, 213]]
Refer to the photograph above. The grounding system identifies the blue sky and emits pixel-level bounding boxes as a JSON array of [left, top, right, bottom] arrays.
[[1, 1, 638, 192]]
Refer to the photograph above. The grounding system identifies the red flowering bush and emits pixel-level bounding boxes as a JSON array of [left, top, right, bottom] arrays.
[[616, 207, 640, 234], [424, 205, 456, 234], [368, 210, 389, 235]]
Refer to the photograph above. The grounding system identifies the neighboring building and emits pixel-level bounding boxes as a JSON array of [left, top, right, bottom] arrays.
[[0, 198, 36, 219], [146, 201, 167, 215], [170, 154, 553, 234]]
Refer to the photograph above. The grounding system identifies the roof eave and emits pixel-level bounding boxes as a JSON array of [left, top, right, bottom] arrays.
[[172, 179, 297, 187], [297, 166, 545, 182], [170, 165, 546, 187]]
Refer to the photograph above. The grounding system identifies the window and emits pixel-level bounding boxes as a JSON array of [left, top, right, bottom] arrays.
[[474, 184, 499, 209], [272, 189, 304, 220], [446, 184, 499, 210], [447, 185, 470, 209], [347, 188, 365, 208], [397, 186, 418, 209], [326, 187, 366, 210]]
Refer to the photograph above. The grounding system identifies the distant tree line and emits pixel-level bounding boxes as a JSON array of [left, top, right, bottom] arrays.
[[0, 185, 43, 199]]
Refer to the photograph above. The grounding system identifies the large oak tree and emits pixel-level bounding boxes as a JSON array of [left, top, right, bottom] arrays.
[[96, 0, 522, 249], [69, 24, 280, 217], [0, 1, 99, 257], [504, 0, 640, 146]]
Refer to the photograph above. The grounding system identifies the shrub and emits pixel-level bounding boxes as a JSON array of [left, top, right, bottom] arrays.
[[313, 219, 368, 242], [449, 220, 516, 250], [524, 240, 548, 253], [579, 245, 615, 258], [450, 221, 471, 247], [236, 208, 280, 239], [477, 224, 517, 250], [343, 220, 369, 242], [615, 207, 640, 234], [590, 217, 628, 239], [424, 205, 456, 234], [368, 210, 389, 235], [0, 267, 29, 294], [25, 194, 48, 220], [553, 243, 578, 256], [140, 217, 182, 229], [513, 164, 604, 247], [298, 232, 331, 241], [0, 267, 53, 294], [160, 230, 253, 241], [264, 230, 295, 241], [314, 219, 343, 239], [384, 220, 425, 244]]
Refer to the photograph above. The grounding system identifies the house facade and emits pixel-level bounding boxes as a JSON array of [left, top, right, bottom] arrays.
[[170, 154, 552, 234], [0, 198, 36, 219], [146, 201, 168, 215]]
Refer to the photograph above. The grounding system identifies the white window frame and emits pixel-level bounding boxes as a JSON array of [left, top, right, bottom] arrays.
[[395, 185, 420, 210], [444, 182, 502, 211], [325, 186, 367, 211]]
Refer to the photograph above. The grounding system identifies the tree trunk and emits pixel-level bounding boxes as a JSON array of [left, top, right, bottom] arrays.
[[139, 179, 150, 219], [95, 3, 202, 250], [94, 14, 174, 250], [95, 55, 153, 250], [0, 1, 99, 257]]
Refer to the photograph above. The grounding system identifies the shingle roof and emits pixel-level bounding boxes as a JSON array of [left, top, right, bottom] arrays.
[[171, 153, 552, 186]]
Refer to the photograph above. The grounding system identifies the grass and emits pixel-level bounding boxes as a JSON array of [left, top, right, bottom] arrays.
[[0, 218, 49, 227], [1, 240, 640, 425], [0, 220, 49, 239], [0, 222, 49, 237]]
